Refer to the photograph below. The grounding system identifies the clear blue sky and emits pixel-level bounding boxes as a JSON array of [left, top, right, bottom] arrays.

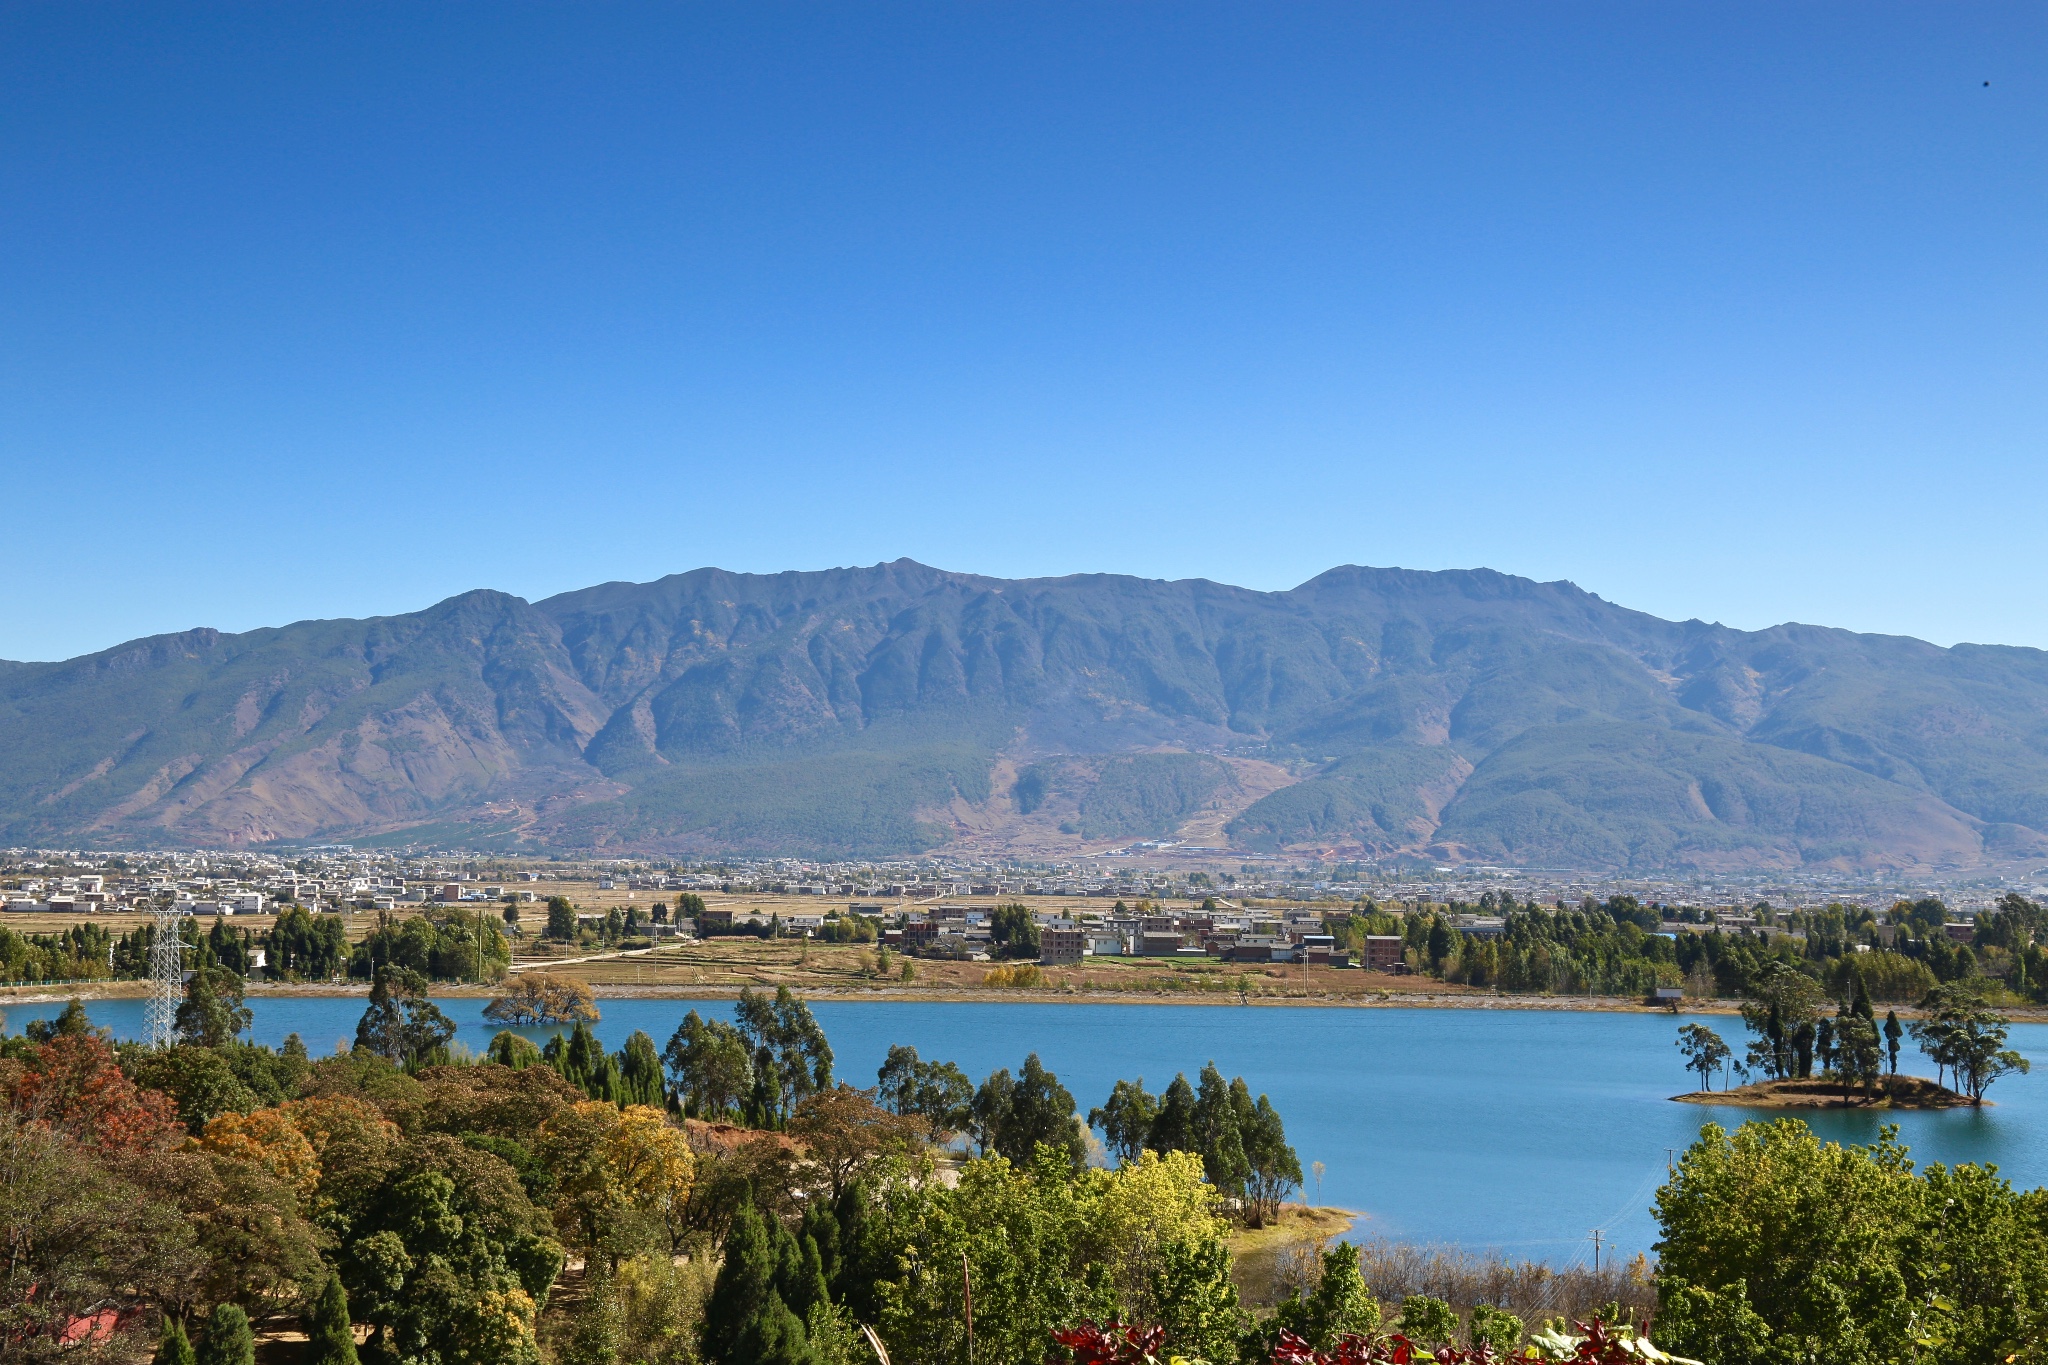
[[3, 3, 2042, 661]]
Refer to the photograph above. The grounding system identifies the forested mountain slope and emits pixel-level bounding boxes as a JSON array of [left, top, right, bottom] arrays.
[[4, 560, 2045, 870]]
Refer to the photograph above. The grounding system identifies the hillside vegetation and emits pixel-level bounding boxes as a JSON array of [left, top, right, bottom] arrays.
[[3, 560, 2047, 868]]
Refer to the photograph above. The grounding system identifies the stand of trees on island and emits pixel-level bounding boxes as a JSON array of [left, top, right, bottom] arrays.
[[1673, 968, 2031, 1106], [4, 965, 2047, 1364]]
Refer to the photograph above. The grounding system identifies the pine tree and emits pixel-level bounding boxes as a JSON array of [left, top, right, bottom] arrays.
[[153, 1316, 197, 1365], [1192, 1063, 1250, 1196], [196, 1304, 254, 1365], [618, 1030, 666, 1108], [703, 1199, 826, 1365], [304, 1273, 360, 1365], [703, 1201, 776, 1363]]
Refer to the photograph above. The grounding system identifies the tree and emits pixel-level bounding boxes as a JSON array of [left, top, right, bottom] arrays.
[[1883, 1009, 1903, 1075], [1089, 1078, 1160, 1166], [1236, 1086, 1301, 1226], [1469, 1303, 1524, 1352], [787, 1086, 925, 1204], [701, 1199, 823, 1365], [969, 1066, 1014, 1157], [1191, 1063, 1249, 1196], [25, 998, 99, 1044], [978, 1053, 1085, 1169], [874, 1045, 973, 1136], [304, 1272, 361, 1365], [1675, 1023, 1731, 1092], [1912, 984, 2030, 1105], [154, 1316, 198, 1365], [175, 967, 252, 1048], [732, 987, 833, 1124], [196, 1303, 254, 1365], [547, 1022, 619, 1103], [484, 974, 600, 1026], [663, 1011, 753, 1119], [1395, 1295, 1460, 1348], [353, 966, 456, 1070], [1271, 1241, 1381, 1349], [1739, 964, 1827, 1080], [7, 1032, 182, 1150], [1146, 1074, 1197, 1156], [1654, 1119, 1924, 1362], [990, 903, 1042, 960], [1833, 1013, 1883, 1104], [489, 1031, 544, 1069], [546, 897, 579, 941], [617, 1031, 666, 1109]]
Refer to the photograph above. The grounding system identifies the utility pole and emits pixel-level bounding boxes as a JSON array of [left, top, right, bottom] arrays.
[[1589, 1229, 1604, 1274], [144, 893, 191, 1049]]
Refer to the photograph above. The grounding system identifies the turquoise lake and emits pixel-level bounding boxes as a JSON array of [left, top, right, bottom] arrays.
[[19, 995, 2047, 1264]]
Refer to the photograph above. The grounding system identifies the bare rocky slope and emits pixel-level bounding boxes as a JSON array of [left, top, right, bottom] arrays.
[[3, 560, 2046, 870]]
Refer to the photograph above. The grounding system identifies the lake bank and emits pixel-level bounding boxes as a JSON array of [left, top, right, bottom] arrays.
[[11, 977, 2048, 1021]]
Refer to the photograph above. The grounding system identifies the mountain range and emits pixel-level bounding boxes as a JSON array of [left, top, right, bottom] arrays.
[[5, 560, 2047, 872]]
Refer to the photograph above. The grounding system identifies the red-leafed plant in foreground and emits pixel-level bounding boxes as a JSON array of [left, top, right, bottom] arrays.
[[1052, 1319, 1698, 1365]]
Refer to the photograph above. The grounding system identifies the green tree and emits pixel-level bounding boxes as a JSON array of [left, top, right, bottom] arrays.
[[990, 903, 1042, 960], [663, 1010, 753, 1119], [1883, 1008, 1903, 1074], [1912, 984, 2031, 1105], [617, 1030, 666, 1109], [701, 1199, 822, 1365], [976, 1053, 1085, 1169], [1271, 1241, 1381, 1348], [546, 897, 579, 941], [1394, 1295, 1459, 1348], [1089, 1078, 1160, 1166], [875, 1044, 974, 1136], [303, 1273, 360, 1365], [353, 966, 456, 1070], [1675, 1022, 1731, 1092], [1654, 1119, 1922, 1363], [1739, 963, 1827, 1080], [488, 1030, 544, 1069], [196, 1303, 254, 1365], [154, 1316, 198, 1365], [1469, 1303, 1523, 1352], [1147, 1073, 1197, 1156], [1834, 1012, 1884, 1102], [732, 987, 834, 1124], [1236, 1085, 1301, 1225], [1191, 1063, 1249, 1197], [175, 967, 252, 1048]]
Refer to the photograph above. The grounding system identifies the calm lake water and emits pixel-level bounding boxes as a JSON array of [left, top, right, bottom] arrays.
[[20, 995, 2048, 1264]]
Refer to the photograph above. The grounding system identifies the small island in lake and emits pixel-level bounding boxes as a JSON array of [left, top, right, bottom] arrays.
[[1673, 1075, 1979, 1110]]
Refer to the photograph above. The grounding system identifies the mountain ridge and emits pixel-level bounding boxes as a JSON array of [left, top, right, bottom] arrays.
[[4, 560, 2045, 870]]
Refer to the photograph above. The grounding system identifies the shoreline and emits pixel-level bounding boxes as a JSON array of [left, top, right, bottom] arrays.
[[5, 978, 2045, 1021]]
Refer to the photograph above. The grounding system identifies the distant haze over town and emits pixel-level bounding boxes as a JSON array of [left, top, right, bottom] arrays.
[[4, 560, 2047, 873]]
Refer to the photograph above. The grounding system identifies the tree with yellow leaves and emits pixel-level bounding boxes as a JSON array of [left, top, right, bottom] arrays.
[[196, 1105, 320, 1198], [538, 1101, 695, 1251]]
